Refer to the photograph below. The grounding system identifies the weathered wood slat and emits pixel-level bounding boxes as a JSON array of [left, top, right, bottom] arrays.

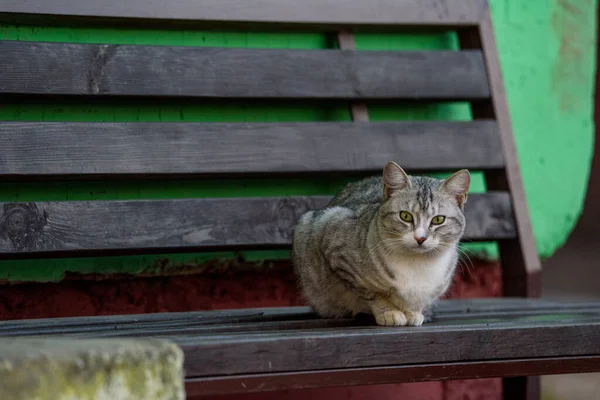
[[107, 313, 600, 341], [3, 306, 600, 339], [2, 304, 600, 377], [0, 121, 502, 178], [0, 41, 490, 100], [0, 0, 489, 29], [2, 299, 599, 333], [0, 193, 514, 257], [185, 356, 600, 396], [176, 316, 600, 376]]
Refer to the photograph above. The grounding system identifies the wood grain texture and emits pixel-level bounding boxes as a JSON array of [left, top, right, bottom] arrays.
[[0, 121, 503, 178], [0, 41, 490, 100], [1, 300, 600, 378], [336, 31, 370, 122], [2, 300, 600, 338], [175, 316, 600, 377], [185, 356, 600, 396], [457, 13, 543, 400], [0, 193, 514, 257], [457, 15, 542, 300], [2, 298, 598, 334], [0, 0, 489, 29]]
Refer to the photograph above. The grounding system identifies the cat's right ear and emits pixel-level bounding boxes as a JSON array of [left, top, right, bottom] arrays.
[[383, 161, 411, 199]]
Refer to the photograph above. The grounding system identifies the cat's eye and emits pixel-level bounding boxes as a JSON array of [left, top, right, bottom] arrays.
[[399, 211, 413, 223], [431, 215, 446, 225]]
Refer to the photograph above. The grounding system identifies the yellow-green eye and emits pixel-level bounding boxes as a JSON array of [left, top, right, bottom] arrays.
[[431, 215, 445, 225], [399, 211, 413, 223]]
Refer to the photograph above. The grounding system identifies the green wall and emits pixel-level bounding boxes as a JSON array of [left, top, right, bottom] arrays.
[[0, 0, 596, 282], [493, 0, 597, 256]]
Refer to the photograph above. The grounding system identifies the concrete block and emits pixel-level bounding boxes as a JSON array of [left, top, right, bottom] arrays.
[[0, 338, 184, 400]]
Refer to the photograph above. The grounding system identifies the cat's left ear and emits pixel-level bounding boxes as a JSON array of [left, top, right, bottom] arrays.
[[440, 169, 470, 207]]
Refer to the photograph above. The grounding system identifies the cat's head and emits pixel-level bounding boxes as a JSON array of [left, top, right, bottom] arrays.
[[378, 161, 470, 255]]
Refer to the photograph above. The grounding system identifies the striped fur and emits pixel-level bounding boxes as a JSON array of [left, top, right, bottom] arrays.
[[292, 162, 470, 326]]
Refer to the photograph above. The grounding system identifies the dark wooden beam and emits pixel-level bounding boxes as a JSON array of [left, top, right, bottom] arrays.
[[0, 193, 515, 258], [1, 300, 599, 378], [458, 9, 543, 400], [0, 121, 503, 179], [3, 298, 599, 335], [0, 41, 490, 100], [185, 356, 600, 396], [457, 12, 541, 298], [0, 0, 489, 30], [336, 31, 369, 122], [176, 315, 600, 376], [3, 301, 600, 338]]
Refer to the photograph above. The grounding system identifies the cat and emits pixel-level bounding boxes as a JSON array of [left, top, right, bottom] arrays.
[[292, 161, 470, 327]]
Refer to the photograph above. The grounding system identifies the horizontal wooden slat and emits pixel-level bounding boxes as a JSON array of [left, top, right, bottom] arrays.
[[0, 193, 514, 258], [0, 41, 490, 99], [0, 121, 503, 178], [178, 314, 600, 373], [2, 299, 600, 378], [2, 300, 600, 338], [2, 298, 598, 333], [186, 356, 600, 395], [0, 0, 488, 29], [177, 316, 600, 377]]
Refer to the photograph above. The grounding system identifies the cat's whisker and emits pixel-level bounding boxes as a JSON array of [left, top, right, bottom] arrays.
[[371, 238, 409, 255], [429, 243, 472, 279], [454, 247, 475, 278]]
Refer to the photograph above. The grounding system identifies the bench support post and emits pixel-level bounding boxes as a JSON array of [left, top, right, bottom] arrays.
[[337, 30, 369, 122], [458, 9, 543, 400]]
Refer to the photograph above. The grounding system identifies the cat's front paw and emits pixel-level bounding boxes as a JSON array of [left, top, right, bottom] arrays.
[[374, 309, 407, 326], [405, 311, 425, 326]]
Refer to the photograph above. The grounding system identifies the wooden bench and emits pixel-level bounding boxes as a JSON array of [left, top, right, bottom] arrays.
[[1, 0, 600, 399]]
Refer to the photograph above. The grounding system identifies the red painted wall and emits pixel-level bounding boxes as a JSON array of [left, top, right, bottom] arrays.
[[0, 260, 502, 400]]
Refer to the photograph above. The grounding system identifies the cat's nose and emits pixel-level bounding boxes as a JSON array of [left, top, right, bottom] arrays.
[[415, 236, 427, 245]]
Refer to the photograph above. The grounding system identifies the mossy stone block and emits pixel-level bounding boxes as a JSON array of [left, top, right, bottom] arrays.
[[0, 338, 184, 400]]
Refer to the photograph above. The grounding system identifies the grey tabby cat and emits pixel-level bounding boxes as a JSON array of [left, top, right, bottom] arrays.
[[292, 161, 470, 327]]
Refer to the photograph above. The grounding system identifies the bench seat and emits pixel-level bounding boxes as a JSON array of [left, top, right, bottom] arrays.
[[2, 298, 600, 395]]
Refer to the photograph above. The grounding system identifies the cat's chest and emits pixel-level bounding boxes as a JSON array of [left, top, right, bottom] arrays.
[[388, 252, 453, 296]]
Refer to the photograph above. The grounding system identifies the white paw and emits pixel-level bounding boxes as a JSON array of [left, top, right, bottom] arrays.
[[405, 311, 425, 326], [375, 310, 407, 326]]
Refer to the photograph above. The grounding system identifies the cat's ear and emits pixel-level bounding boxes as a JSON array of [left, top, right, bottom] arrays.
[[440, 169, 470, 207], [383, 161, 411, 199]]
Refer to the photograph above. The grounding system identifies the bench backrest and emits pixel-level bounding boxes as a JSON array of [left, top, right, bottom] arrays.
[[0, 0, 540, 297]]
